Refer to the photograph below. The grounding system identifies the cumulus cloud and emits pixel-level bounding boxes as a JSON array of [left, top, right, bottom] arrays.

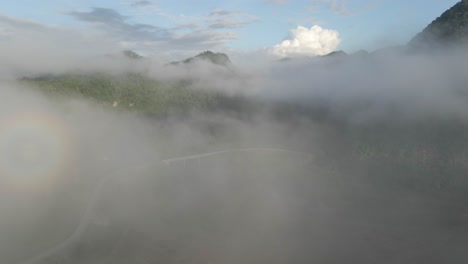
[[270, 25, 341, 57]]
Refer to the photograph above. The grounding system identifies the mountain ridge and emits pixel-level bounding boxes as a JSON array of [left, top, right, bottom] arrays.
[[171, 51, 232, 67], [409, 0, 468, 49]]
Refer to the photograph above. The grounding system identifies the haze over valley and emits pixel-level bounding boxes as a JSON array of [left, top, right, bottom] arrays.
[[2, 1, 468, 263]]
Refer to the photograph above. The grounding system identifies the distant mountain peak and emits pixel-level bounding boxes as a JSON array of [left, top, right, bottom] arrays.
[[323, 50, 348, 58], [182, 51, 232, 66], [123, 50, 144, 59]]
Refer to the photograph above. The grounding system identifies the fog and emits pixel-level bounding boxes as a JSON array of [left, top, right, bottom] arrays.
[[2, 36, 468, 264]]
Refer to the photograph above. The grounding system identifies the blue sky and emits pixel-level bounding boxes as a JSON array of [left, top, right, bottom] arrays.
[[0, 0, 461, 59]]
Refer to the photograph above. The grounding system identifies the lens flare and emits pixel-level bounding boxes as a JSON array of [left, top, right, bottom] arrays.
[[0, 112, 72, 193]]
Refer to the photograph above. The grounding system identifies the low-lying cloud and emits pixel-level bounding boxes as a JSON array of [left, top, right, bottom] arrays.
[[2, 7, 468, 263]]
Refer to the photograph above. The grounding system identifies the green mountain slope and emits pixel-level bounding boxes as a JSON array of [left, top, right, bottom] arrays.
[[21, 73, 224, 115], [409, 0, 468, 48]]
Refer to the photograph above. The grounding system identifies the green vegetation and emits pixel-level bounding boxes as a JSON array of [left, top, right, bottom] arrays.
[[267, 100, 468, 192], [21, 71, 468, 192], [410, 0, 468, 48], [21, 73, 223, 116]]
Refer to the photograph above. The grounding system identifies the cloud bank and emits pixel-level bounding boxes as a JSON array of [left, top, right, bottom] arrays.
[[5, 47, 468, 263], [3, 6, 468, 263], [270, 25, 341, 58]]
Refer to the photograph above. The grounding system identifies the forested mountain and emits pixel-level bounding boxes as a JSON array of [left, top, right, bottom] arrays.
[[409, 0, 468, 49]]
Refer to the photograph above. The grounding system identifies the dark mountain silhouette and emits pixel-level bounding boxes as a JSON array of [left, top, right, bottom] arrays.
[[323, 50, 348, 58], [123, 50, 144, 59]]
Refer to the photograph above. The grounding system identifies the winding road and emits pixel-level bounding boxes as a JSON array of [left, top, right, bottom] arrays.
[[18, 147, 312, 264]]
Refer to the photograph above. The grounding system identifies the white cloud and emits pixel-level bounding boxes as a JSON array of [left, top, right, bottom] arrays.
[[270, 25, 341, 57]]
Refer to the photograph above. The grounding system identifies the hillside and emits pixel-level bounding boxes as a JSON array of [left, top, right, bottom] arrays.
[[172, 51, 232, 66], [21, 73, 225, 116], [409, 0, 468, 49]]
